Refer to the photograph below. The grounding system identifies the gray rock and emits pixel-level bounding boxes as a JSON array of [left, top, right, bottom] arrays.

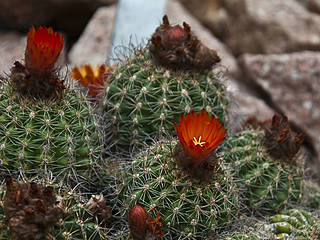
[[0, 32, 26, 75], [68, 5, 117, 67], [180, 0, 320, 56], [166, 0, 239, 77], [239, 51, 320, 170]]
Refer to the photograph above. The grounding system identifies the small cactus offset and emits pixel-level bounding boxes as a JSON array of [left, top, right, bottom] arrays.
[[264, 208, 320, 239], [0, 176, 113, 240], [103, 15, 229, 153], [223, 114, 305, 214], [115, 110, 239, 239], [0, 26, 102, 186]]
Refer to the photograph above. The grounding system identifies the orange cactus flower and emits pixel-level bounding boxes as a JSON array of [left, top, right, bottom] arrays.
[[174, 109, 226, 162], [71, 65, 110, 97], [25, 26, 64, 74]]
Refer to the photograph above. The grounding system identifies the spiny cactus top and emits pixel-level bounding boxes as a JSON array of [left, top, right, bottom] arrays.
[[149, 15, 221, 70], [72, 64, 111, 98], [0, 26, 103, 187], [223, 114, 305, 214], [103, 16, 229, 154], [114, 111, 237, 239]]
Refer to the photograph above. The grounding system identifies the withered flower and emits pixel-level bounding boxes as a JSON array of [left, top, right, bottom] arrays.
[[72, 65, 110, 98], [149, 15, 220, 70], [25, 26, 64, 74], [263, 114, 304, 163], [174, 109, 226, 163]]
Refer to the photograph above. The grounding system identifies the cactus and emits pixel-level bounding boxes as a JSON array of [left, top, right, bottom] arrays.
[[218, 233, 261, 240], [113, 110, 239, 239], [103, 15, 229, 153], [223, 115, 305, 214], [0, 176, 113, 240], [264, 208, 320, 239], [0, 26, 102, 187]]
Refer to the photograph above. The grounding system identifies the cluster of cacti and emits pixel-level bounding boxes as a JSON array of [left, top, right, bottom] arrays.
[[0, 176, 113, 240], [0, 26, 103, 188], [0, 14, 318, 240], [222, 114, 305, 214], [102, 15, 229, 153]]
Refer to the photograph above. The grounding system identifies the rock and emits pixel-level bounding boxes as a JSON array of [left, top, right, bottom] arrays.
[[0, 32, 26, 75], [226, 78, 275, 134], [165, 0, 240, 77], [0, 0, 116, 41], [180, 0, 320, 56], [68, 4, 117, 67], [297, 0, 320, 14], [239, 51, 320, 171], [178, 0, 228, 39]]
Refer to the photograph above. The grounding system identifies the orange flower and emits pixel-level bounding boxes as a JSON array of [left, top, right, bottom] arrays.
[[174, 109, 226, 162], [72, 65, 110, 97], [25, 26, 64, 74]]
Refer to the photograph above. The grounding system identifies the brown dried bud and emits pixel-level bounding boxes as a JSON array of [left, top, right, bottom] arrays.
[[263, 114, 304, 163], [129, 204, 149, 240], [149, 15, 220, 71]]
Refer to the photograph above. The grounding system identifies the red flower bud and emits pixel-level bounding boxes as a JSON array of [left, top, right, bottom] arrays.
[[129, 204, 148, 240]]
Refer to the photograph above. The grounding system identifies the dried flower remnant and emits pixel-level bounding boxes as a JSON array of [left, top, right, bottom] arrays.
[[149, 15, 220, 70], [72, 64, 111, 98], [25, 26, 64, 74], [263, 114, 304, 163], [3, 175, 62, 240], [129, 204, 164, 240]]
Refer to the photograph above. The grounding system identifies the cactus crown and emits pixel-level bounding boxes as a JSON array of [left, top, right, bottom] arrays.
[[8, 26, 65, 100], [149, 15, 221, 70]]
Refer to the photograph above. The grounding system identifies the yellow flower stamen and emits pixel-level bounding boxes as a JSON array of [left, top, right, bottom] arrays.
[[193, 136, 206, 147]]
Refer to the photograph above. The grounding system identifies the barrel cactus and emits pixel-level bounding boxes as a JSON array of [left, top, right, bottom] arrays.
[[115, 110, 239, 239], [0, 26, 102, 186], [103, 15, 229, 153], [0, 175, 113, 240], [223, 114, 305, 214]]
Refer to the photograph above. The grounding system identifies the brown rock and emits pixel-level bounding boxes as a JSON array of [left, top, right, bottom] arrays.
[[68, 5, 117, 67], [239, 51, 320, 174], [166, 0, 240, 77], [181, 0, 320, 56], [0, 0, 116, 41]]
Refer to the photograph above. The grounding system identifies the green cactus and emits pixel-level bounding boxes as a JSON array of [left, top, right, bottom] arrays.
[[223, 129, 304, 214], [0, 177, 113, 240], [218, 233, 261, 240], [264, 208, 320, 239], [103, 48, 229, 154], [114, 139, 239, 239], [0, 83, 102, 186]]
